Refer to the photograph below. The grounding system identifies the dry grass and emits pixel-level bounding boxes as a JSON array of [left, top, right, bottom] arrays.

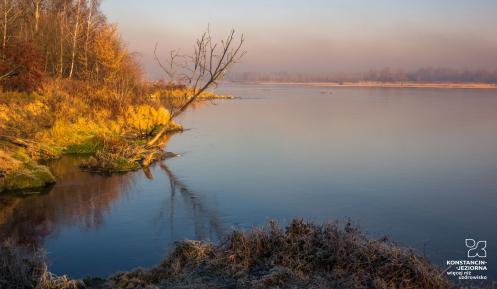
[[102, 219, 454, 289], [0, 242, 81, 289]]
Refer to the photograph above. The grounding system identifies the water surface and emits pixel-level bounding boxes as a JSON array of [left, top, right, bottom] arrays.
[[1, 84, 496, 280]]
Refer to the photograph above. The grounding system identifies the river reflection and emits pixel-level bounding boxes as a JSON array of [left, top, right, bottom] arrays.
[[158, 163, 225, 240], [0, 154, 225, 277], [0, 157, 133, 246]]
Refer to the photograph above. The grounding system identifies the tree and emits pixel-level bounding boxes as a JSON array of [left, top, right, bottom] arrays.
[[1, 0, 22, 59], [0, 0, 136, 85], [83, 0, 98, 75], [68, 0, 82, 78], [148, 27, 245, 146], [33, 0, 43, 34]]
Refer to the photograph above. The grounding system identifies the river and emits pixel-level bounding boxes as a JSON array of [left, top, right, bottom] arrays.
[[1, 83, 496, 280]]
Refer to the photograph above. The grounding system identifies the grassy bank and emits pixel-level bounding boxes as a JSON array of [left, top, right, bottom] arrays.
[[1, 219, 459, 289], [0, 81, 227, 193]]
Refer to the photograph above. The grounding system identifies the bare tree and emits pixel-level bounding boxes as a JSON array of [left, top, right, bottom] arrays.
[[33, 0, 42, 34], [68, 0, 82, 78], [1, 0, 22, 58], [83, 0, 97, 74], [148, 27, 245, 146], [154, 45, 179, 85], [58, 0, 67, 77]]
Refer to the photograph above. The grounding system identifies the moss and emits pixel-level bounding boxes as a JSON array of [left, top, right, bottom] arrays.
[[64, 138, 102, 154], [80, 156, 140, 173], [3, 162, 55, 191]]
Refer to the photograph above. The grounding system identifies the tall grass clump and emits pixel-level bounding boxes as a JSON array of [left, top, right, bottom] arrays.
[[0, 242, 80, 289], [104, 219, 452, 289]]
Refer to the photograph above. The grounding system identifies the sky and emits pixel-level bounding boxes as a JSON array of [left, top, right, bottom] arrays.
[[101, 0, 497, 78]]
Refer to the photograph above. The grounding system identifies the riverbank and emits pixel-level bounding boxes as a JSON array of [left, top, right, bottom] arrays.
[[2, 219, 453, 289], [0, 81, 226, 193], [239, 81, 497, 89]]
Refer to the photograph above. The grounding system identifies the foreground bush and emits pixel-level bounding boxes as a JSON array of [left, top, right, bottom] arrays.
[[103, 219, 452, 289], [0, 242, 80, 289]]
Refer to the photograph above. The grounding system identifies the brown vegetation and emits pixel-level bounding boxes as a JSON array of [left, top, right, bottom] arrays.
[[1, 220, 460, 289], [0, 242, 81, 289], [101, 219, 452, 289], [0, 40, 44, 92]]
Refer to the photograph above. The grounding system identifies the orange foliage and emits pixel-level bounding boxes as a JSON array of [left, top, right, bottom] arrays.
[[0, 41, 45, 92]]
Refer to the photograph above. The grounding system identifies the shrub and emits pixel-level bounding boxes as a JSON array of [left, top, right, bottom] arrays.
[[122, 105, 171, 137], [0, 40, 45, 92]]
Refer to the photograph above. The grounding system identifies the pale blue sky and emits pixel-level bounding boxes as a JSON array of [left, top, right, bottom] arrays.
[[102, 0, 497, 77]]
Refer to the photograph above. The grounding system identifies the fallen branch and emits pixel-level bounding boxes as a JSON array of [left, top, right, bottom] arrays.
[[0, 67, 20, 81], [0, 135, 30, 148]]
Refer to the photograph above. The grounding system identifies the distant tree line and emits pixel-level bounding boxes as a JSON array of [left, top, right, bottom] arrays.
[[362, 68, 497, 83], [229, 68, 497, 84], [0, 0, 141, 92]]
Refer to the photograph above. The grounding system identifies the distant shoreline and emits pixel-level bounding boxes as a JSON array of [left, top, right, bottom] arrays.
[[231, 81, 497, 89]]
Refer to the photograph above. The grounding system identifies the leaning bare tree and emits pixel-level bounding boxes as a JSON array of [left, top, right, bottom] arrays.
[[148, 28, 245, 147]]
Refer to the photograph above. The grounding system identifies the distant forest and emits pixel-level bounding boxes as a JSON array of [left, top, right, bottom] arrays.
[[230, 68, 497, 83]]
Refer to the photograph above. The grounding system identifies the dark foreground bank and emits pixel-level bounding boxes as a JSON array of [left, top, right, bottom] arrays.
[[1, 219, 463, 289]]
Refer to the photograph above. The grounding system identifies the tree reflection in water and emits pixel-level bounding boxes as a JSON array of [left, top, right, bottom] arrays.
[[157, 162, 225, 241], [0, 155, 225, 250], [0, 156, 135, 246]]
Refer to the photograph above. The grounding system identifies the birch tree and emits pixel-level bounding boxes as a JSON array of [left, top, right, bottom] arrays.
[[33, 0, 42, 34], [1, 0, 22, 59], [68, 0, 82, 78], [83, 0, 95, 74]]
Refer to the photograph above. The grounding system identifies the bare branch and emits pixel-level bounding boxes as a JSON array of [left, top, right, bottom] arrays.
[[147, 27, 246, 147]]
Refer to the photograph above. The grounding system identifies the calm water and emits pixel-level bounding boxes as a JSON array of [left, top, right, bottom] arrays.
[[1, 84, 496, 280]]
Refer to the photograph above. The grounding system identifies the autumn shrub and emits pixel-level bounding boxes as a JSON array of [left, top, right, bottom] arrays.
[[0, 40, 44, 92], [122, 105, 171, 136]]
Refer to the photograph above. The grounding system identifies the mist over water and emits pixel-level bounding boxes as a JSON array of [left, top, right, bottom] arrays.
[[102, 0, 497, 78]]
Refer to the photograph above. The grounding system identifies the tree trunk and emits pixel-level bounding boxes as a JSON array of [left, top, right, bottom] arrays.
[[84, 0, 93, 74], [69, 0, 82, 79], [59, 3, 66, 77], [2, 0, 7, 59], [34, 0, 40, 34]]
